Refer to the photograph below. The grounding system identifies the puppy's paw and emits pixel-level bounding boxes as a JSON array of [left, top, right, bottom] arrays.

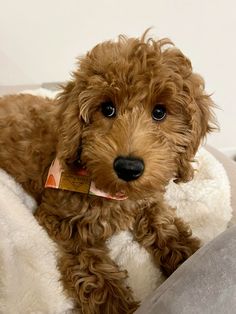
[[80, 281, 139, 314], [157, 235, 200, 276]]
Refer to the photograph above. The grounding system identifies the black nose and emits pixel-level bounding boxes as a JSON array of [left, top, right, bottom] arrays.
[[113, 156, 144, 182]]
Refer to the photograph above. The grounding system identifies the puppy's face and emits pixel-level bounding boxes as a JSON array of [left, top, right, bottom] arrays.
[[57, 34, 215, 200]]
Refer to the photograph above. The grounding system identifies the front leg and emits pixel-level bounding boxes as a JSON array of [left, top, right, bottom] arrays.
[[133, 202, 200, 276], [59, 247, 139, 314], [35, 201, 139, 314]]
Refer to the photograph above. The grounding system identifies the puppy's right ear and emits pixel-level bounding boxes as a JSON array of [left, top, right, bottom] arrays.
[[55, 80, 84, 169]]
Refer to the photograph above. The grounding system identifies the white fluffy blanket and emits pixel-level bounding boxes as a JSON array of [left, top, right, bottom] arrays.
[[0, 145, 232, 313], [0, 170, 74, 314]]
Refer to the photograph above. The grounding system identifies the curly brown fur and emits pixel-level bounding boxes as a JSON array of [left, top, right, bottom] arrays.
[[0, 32, 216, 313]]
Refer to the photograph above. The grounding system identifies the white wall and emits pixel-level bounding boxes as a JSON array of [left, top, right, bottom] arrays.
[[0, 0, 236, 150]]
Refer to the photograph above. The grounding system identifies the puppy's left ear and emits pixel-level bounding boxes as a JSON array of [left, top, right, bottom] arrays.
[[164, 49, 217, 183]]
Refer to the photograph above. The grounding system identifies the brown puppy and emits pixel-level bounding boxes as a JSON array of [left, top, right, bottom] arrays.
[[0, 32, 216, 313]]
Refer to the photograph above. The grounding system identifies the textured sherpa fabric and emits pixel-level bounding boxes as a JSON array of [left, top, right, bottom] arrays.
[[0, 169, 74, 314], [166, 147, 232, 244], [0, 145, 232, 311]]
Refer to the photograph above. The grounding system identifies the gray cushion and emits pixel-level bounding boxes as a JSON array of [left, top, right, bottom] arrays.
[[136, 225, 236, 314]]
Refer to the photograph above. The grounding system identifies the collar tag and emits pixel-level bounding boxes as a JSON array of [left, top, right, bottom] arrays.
[[45, 158, 127, 201]]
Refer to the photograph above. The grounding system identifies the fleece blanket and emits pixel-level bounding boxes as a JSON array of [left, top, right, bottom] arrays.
[[0, 145, 232, 313], [0, 170, 74, 314]]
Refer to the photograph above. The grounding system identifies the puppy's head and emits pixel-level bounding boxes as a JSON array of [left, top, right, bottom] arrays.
[[56, 32, 216, 200]]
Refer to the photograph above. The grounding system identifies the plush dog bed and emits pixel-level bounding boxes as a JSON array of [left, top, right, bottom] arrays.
[[0, 143, 232, 313]]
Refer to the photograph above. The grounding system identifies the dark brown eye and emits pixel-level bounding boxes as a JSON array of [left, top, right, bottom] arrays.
[[101, 101, 116, 118], [152, 104, 166, 121]]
